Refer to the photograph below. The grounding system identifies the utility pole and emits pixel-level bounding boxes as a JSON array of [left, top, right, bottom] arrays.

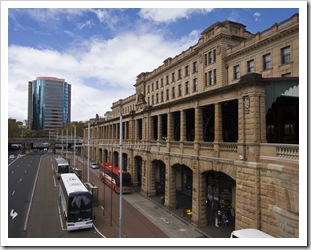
[[119, 111, 123, 238], [74, 125, 76, 168], [87, 122, 90, 183]]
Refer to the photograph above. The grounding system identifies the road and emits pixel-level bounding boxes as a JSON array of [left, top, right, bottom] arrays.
[[9, 151, 168, 239], [74, 154, 168, 238], [97, 171, 168, 238], [25, 153, 102, 238], [8, 151, 45, 238]]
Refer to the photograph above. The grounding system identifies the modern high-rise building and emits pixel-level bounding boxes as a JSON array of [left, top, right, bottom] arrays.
[[28, 77, 71, 133]]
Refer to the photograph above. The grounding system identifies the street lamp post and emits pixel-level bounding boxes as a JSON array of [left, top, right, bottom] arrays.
[[66, 128, 68, 159], [87, 122, 90, 183], [119, 112, 123, 238], [74, 125, 76, 169]]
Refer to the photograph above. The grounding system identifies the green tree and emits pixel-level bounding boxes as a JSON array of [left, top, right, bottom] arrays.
[[8, 119, 22, 138]]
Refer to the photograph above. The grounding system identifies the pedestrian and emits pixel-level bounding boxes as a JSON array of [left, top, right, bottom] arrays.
[[222, 212, 229, 226], [217, 210, 223, 227]]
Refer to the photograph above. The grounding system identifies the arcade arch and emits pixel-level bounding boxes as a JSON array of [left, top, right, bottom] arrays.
[[204, 171, 236, 220], [173, 164, 193, 210], [133, 156, 143, 187], [152, 160, 166, 196]]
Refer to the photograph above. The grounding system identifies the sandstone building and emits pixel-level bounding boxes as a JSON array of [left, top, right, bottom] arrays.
[[83, 14, 299, 237]]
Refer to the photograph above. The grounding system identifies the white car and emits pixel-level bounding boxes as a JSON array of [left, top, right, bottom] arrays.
[[9, 155, 16, 159], [89, 162, 99, 169]]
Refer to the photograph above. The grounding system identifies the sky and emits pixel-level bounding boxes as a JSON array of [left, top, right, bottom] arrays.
[[2, 1, 304, 123]]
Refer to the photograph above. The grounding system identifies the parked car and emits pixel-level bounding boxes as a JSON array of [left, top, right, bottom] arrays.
[[9, 155, 16, 159], [89, 162, 99, 169]]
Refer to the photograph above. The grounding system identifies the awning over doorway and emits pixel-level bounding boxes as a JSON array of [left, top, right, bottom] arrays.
[[265, 79, 299, 113]]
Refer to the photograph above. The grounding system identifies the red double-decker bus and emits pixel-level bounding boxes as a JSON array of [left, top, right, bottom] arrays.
[[99, 163, 132, 194]]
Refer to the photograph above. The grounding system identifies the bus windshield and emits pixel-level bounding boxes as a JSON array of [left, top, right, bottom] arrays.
[[122, 173, 132, 186], [59, 165, 69, 174], [68, 193, 92, 222]]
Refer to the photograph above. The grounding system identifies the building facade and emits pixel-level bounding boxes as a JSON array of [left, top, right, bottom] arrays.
[[83, 14, 299, 237], [28, 77, 71, 133]]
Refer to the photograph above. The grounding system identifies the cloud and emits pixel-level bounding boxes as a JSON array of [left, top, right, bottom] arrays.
[[138, 8, 213, 24], [76, 20, 93, 30], [90, 9, 125, 31], [8, 27, 198, 122], [253, 12, 261, 22]]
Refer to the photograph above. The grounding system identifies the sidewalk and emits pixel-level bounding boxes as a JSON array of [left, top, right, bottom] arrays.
[[126, 189, 235, 238]]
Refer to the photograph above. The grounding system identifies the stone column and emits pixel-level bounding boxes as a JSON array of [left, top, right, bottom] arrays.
[[192, 163, 207, 227], [191, 159, 199, 225], [149, 115, 154, 141], [214, 103, 223, 157], [180, 110, 186, 142], [167, 112, 173, 145], [194, 107, 203, 153], [165, 163, 176, 209]]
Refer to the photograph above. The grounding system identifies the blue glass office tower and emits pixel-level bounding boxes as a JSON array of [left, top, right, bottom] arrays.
[[28, 77, 71, 133]]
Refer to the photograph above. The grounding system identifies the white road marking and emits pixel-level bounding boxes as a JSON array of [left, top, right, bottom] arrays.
[[12, 191, 15, 196], [10, 209, 18, 219], [11, 171, 14, 174], [93, 225, 106, 238], [19, 178, 22, 182], [160, 217, 169, 224], [57, 202, 66, 231], [53, 175, 58, 187]]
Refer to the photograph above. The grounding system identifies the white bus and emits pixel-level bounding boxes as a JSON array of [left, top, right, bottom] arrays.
[[54, 157, 70, 179], [59, 173, 94, 231]]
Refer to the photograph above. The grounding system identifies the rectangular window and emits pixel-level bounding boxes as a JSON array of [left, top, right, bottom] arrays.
[[281, 46, 290, 64], [178, 69, 182, 79], [156, 81, 158, 89], [161, 78, 164, 87], [166, 89, 169, 101], [152, 83, 154, 91], [156, 93, 158, 104], [234, 65, 240, 79], [208, 51, 213, 64], [263, 53, 271, 70], [213, 49, 216, 63], [152, 95, 154, 105], [147, 85, 150, 93], [161, 91, 164, 102], [247, 60, 254, 73], [172, 87, 175, 99], [185, 65, 189, 76], [208, 71, 213, 85], [185, 81, 189, 94], [178, 84, 182, 96], [166, 75, 169, 85], [193, 78, 198, 92], [204, 73, 208, 86], [213, 69, 217, 84], [172, 72, 175, 82], [193, 61, 197, 73], [204, 54, 208, 66]]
